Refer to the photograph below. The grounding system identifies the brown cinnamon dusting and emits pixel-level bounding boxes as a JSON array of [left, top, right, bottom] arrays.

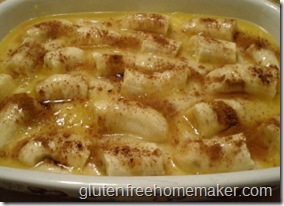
[[209, 101, 239, 127], [185, 139, 224, 162], [204, 143, 223, 162], [234, 31, 271, 50], [138, 98, 178, 118], [127, 13, 167, 33], [225, 78, 245, 90], [0, 93, 46, 126], [100, 142, 162, 169], [17, 131, 90, 166], [245, 124, 269, 160], [9, 41, 47, 74], [33, 20, 75, 39], [103, 54, 125, 74], [249, 65, 278, 85]]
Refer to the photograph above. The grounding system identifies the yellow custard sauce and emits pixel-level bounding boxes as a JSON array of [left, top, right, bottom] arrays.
[[0, 12, 280, 176]]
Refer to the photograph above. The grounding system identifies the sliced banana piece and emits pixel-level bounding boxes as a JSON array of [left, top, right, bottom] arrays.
[[93, 52, 190, 75], [185, 100, 243, 138], [6, 40, 46, 75], [183, 58, 215, 75], [76, 26, 140, 48], [35, 74, 88, 102], [175, 133, 255, 173], [44, 47, 88, 72], [121, 66, 190, 97], [92, 52, 134, 76], [94, 99, 168, 142], [165, 88, 204, 112], [183, 18, 237, 41], [18, 132, 91, 168], [89, 77, 120, 100], [220, 99, 244, 118], [121, 13, 169, 34], [0, 94, 38, 149], [26, 19, 74, 41], [253, 116, 280, 163], [188, 35, 236, 64], [42, 39, 67, 52], [141, 34, 181, 57], [0, 74, 15, 102], [134, 53, 189, 72], [18, 141, 49, 167], [258, 117, 280, 150], [246, 44, 279, 68], [0, 103, 24, 149], [206, 64, 279, 99], [98, 136, 165, 176]]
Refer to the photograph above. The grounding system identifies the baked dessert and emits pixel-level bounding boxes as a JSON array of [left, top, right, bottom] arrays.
[[0, 12, 280, 176]]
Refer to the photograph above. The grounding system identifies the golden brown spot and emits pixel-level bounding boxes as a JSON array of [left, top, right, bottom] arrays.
[[225, 78, 245, 89], [209, 75, 225, 83], [138, 97, 177, 118], [234, 31, 270, 50], [249, 65, 277, 85], [209, 101, 239, 127], [206, 143, 223, 162], [33, 20, 75, 39]]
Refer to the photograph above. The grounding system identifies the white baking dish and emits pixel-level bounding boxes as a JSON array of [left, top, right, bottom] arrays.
[[0, 0, 280, 201]]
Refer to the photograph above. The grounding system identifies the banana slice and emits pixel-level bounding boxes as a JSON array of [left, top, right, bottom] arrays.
[[183, 18, 237, 41], [175, 133, 255, 173], [98, 136, 165, 176], [206, 64, 279, 99], [188, 35, 236, 64], [253, 116, 280, 164], [42, 39, 66, 52], [89, 77, 120, 100], [0, 74, 15, 102], [134, 53, 190, 72], [92, 52, 185, 76], [93, 52, 190, 76], [77, 26, 179, 56], [18, 141, 49, 167], [0, 103, 24, 149], [121, 13, 169, 34], [141, 34, 181, 57], [26, 19, 74, 41], [94, 99, 168, 142], [121, 67, 190, 97], [18, 132, 91, 168], [220, 99, 244, 118], [35, 74, 88, 102], [6, 40, 46, 75], [76, 26, 140, 48], [92, 53, 134, 76], [185, 100, 243, 138], [258, 118, 280, 150], [246, 44, 279, 68], [0, 94, 38, 149], [44, 47, 87, 72]]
